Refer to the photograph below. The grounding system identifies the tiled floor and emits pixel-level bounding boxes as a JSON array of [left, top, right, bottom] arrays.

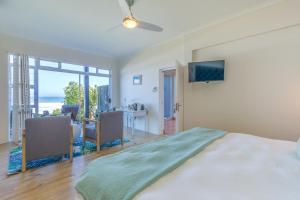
[[164, 118, 176, 135]]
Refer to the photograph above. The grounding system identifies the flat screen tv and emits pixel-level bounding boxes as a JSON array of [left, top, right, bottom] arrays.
[[188, 60, 225, 82]]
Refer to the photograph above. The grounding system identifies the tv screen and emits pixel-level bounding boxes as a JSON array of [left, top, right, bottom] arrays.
[[188, 60, 225, 82]]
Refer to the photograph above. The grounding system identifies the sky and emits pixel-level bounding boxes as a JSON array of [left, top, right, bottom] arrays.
[[9, 55, 110, 98], [38, 70, 109, 97]]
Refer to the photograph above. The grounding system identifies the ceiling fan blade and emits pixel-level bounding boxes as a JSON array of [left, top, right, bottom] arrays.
[[137, 20, 163, 32], [118, 0, 131, 17], [106, 24, 122, 32]]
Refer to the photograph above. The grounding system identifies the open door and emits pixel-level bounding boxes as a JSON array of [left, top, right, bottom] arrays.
[[159, 62, 184, 135], [174, 62, 184, 132]]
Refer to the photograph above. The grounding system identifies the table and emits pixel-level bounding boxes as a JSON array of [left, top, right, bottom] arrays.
[[124, 110, 148, 136]]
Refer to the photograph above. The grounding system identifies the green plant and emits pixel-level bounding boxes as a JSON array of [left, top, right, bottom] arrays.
[[52, 108, 61, 115], [89, 85, 97, 119], [64, 81, 83, 105], [63, 81, 98, 120]]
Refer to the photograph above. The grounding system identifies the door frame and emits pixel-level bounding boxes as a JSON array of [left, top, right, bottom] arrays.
[[158, 66, 181, 135]]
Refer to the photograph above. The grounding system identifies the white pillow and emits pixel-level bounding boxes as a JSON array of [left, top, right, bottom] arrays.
[[297, 138, 300, 159]]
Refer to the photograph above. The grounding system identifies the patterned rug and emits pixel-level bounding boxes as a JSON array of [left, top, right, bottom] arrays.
[[7, 137, 129, 175]]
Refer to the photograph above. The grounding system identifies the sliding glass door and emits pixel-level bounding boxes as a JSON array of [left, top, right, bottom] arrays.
[[89, 75, 110, 116], [38, 70, 82, 115], [8, 54, 112, 141]]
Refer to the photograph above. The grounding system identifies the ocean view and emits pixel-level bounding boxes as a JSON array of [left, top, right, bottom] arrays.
[[39, 97, 65, 114], [39, 97, 64, 103]]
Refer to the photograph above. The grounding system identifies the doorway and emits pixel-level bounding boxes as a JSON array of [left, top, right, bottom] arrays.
[[163, 69, 176, 135], [159, 63, 184, 136]]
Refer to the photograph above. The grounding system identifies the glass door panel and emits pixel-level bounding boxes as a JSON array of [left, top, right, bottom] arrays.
[[89, 76, 110, 115], [38, 70, 81, 117]]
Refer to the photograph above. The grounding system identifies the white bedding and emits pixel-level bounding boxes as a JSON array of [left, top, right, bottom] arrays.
[[76, 133, 300, 200]]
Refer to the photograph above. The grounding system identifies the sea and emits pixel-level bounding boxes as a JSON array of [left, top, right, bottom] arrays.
[[39, 97, 64, 114], [39, 97, 64, 103]]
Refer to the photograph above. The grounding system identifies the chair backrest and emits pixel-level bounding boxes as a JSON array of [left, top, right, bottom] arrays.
[[99, 111, 123, 144], [61, 105, 80, 121], [25, 116, 71, 161]]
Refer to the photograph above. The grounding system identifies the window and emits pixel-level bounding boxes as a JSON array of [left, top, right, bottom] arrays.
[[8, 55, 16, 141], [89, 67, 97, 73], [9, 64, 13, 87], [8, 54, 112, 120], [98, 69, 110, 75], [39, 70, 81, 115], [40, 60, 59, 68], [30, 89, 35, 106], [29, 58, 35, 66], [29, 68, 34, 85], [8, 54, 112, 142], [89, 67, 110, 75], [61, 63, 84, 72], [89, 76, 110, 87], [9, 55, 14, 64]]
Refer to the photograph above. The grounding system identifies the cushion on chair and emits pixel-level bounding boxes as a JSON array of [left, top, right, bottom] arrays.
[[61, 105, 80, 121], [100, 111, 123, 144], [85, 123, 97, 140]]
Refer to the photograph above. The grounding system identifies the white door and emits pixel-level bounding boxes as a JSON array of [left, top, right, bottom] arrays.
[[175, 62, 184, 132]]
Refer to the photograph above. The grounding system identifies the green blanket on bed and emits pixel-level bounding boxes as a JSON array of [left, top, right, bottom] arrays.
[[75, 127, 225, 200]]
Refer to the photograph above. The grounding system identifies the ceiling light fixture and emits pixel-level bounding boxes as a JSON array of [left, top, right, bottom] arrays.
[[122, 17, 138, 29]]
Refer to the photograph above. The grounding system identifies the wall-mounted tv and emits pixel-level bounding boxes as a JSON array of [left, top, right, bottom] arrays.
[[188, 60, 225, 83]]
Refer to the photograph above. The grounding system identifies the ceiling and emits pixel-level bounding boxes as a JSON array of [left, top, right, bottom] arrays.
[[0, 0, 280, 58]]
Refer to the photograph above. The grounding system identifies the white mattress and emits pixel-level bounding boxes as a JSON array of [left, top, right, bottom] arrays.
[[76, 133, 300, 200]]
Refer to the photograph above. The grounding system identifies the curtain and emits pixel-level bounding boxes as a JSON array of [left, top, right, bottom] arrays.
[[12, 54, 31, 144]]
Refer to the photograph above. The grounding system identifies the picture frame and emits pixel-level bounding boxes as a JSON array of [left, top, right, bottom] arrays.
[[133, 74, 142, 85]]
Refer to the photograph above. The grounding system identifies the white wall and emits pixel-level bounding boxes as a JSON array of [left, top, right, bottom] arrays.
[[120, 39, 184, 134], [0, 33, 119, 144], [187, 25, 300, 141], [120, 0, 300, 140], [0, 49, 9, 144]]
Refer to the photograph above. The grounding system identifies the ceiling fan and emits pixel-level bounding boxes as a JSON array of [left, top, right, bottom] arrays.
[[116, 0, 163, 32]]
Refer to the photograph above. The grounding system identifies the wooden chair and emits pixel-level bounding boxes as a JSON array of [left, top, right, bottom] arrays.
[[82, 111, 124, 152], [22, 116, 73, 172]]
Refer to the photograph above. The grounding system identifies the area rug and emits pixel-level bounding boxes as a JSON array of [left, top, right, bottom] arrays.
[[7, 137, 129, 175]]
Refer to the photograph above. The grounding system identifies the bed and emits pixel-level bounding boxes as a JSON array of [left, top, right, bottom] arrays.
[[75, 129, 300, 200]]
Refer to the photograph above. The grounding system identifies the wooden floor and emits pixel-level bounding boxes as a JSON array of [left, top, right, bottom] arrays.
[[0, 130, 162, 200]]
